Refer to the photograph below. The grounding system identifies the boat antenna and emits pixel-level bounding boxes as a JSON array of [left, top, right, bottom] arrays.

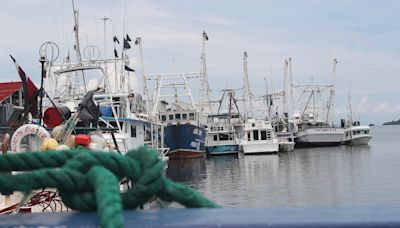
[[101, 17, 111, 59]]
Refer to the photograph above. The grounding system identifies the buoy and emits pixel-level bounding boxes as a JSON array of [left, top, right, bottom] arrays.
[[51, 125, 67, 141], [90, 133, 106, 147], [56, 144, 70, 151], [87, 142, 104, 151], [65, 135, 76, 148], [40, 138, 59, 151], [75, 134, 91, 146]]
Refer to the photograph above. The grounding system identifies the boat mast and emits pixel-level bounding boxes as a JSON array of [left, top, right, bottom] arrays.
[[72, 0, 82, 63], [200, 31, 212, 114], [288, 58, 294, 121], [283, 59, 288, 115], [242, 51, 253, 119], [135, 37, 150, 114], [326, 58, 337, 124]]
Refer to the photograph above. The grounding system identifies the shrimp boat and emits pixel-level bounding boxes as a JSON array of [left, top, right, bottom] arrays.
[[291, 60, 344, 147], [205, 89, 242, 155], [152, 73, 206, 159]]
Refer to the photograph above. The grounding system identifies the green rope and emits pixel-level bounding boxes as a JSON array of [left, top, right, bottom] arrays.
[[0, 147, 220, 228]]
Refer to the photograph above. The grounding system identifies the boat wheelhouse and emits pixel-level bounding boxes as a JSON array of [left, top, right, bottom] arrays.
[[241, 119, 279, 154]]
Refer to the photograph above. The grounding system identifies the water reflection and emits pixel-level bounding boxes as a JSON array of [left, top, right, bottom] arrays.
[[166, 126, 400, 208], [166, 157, 207, 189]]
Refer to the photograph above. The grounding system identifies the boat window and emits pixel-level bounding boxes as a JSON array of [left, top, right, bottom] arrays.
[[131, 126, 136, 138], [267, 131, 272, 139], [182, 113, 187, 120], [175, 113, 181, 120], [253, 130, 259, 140], [169, 114, 174, 120], [247, 132, 251, 141], [357, 130, 361, 134], [219, 133, 229, 141], [213, 135, 218, 141], [189, 113, 195, 120], [161, 115, 166, 121], [252, 123, 255, 127], [261, 130, 267, 140]]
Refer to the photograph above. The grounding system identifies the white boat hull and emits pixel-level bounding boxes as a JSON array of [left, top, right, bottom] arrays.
[[242, 142, 279, 154], [295, 128, 344, 147], [344, 136, 371, 145], [279, 142, 295, 152]]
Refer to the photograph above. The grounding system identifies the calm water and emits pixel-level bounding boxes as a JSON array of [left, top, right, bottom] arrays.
[[167, 125, 400, 208]]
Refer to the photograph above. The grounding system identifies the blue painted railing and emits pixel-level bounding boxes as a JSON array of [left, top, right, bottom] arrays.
[[1, 206, 400, 227]]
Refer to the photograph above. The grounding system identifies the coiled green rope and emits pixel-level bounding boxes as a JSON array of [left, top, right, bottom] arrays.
[[0, 147, 220, 228]]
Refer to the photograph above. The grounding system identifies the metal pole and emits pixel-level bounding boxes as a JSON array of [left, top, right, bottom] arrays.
[[39, 57, 46, 125]]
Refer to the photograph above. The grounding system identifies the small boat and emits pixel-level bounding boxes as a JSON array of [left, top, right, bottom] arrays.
[[205, 89, 242, 155], [206, 115, 241, 155], [343, 122, 371, 145], [341, 90, 371, 146], [241, 119, 279, 154]]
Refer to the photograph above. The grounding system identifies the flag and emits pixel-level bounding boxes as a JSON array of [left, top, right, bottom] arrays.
[[114, 49, 118, 58], [124, 65, 135, 72], [123, 38, 131, 49], [203, 31, 209, 41], [126, 34, 132, 42], [113, 36, 120, 44], [9, 55, 38, 116]]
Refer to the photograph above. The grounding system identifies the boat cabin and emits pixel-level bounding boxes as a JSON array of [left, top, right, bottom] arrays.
[[158, 111, 199, 125]]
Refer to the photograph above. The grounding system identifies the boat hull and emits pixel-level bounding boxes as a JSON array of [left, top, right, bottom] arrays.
[[242, 142, 279, 154], [344, 136, 371, 146], [279, 142, 295, 152], [295, 128, 344, 148], [206, 145, 240, 155], [164, 124, 206, 159]]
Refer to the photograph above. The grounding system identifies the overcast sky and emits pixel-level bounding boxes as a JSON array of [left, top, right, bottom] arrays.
[[0, 0, 399, 124]]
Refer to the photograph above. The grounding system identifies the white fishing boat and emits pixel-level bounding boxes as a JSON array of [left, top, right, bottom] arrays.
[[343, 122, 371, 145], [241, 119, 279, 154], [292, 59, 344, 147], [295, 120, 345, 147], [341, 92, 371, 145]]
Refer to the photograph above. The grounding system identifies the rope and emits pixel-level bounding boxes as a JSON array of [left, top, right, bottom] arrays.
[[0, 147, 220, 228]]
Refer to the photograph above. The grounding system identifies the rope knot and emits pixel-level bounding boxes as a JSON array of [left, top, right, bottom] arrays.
[[0, 146, 219, 228]]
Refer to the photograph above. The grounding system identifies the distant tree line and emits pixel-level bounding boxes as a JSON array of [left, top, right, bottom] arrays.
[[383, 119, 400, 125]]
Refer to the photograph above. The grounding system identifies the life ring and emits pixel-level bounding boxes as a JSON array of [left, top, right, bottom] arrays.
[[11, 124, 51, 152]]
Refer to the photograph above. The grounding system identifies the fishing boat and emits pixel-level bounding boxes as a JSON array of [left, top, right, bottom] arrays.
[[294, 116, 345, 147], [241, 119, 279, 154], [292, 59, 344, 147], [205, 89, 242, 155], [152, 73, 206, 159], [342, 121, 371, 145], [341, 91, 371, 145]]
